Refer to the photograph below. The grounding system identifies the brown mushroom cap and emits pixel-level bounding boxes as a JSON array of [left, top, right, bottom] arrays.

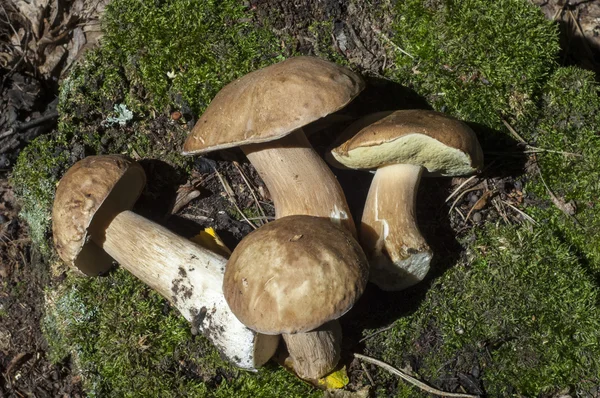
[[182, 56, 365, 155], [52, 155, 146, 275], [331, 110, 484, 176], [223, 215, 369, 335]]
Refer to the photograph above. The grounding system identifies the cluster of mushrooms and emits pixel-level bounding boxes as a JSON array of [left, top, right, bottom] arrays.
[[51, 57, 483, 381]]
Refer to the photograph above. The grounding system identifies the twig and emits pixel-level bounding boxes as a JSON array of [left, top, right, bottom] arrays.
[[446, 160, 497, 203], [454, 207, 466, 221], [501, 118, 527, 144], [360, 362, 375, 386], [535, 166, 582, 226], [567, 9, 595, 60], [372, 26, 414, 59], [501, 119, 582, 157], [212, 166, 257, 229], [245, 216, 275, 221], [448, 186, 483, 217], [353, 353, 479, 398], [502, 200, 538, 225], [359, 324, 395, 343], [446, 175, 479, 202], [232, 161, 267, 226], [0, 112, 59, 139], [465, 190, 494, 221], [491, 197, 510, 224]]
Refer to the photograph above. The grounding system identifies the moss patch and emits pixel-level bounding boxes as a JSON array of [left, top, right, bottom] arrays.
[[364, 225, 600, 396], [44, 269, 318, 397], [390, 0, 559, 129]]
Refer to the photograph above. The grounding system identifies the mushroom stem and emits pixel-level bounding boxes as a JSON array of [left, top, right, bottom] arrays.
[[361, 163, 432, 291], [243, 128, 356, 237], [88, 210, 279, 370], [281, 320, 341, 380], [243, 129, 355, 379]]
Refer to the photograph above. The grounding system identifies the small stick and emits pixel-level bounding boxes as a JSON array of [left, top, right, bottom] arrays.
[[465, 190, 494, 221], [567, 9, 595, 60], [446, 175, 479, 202], [448, 186, 483, 217], [501, 119, 527, 144], [360, 362, 375, 386], [502, 201, 538, 225], [445, 160, 497, 203], [491, 197, 510, 224], [535, 166, 582, 226], [372, 26, 415, 59], [232, 161, 267, 225], [359, 324, 395, 343], [454, 207, 467, 222], [212, 167, 257, 229], [245, 216, 275, 221], [501, 119, 582, 157], [353, 353, 479, 398]]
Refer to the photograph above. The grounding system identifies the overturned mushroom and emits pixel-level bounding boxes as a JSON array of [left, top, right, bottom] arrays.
[[52, 155, 279, 370], [330, 110, 484, 291], [223, 215, 369, 379]]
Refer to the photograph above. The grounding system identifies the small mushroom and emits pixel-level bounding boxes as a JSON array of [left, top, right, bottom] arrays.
[[330, 110, 484, 291], [182, 56, 365, 236], [52, 155, 279, 370], [223, 215, 369, 379]]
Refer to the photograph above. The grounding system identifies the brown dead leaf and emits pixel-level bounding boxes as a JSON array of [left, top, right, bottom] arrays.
[[549, 194, 577, 217], [290, 234, 303, 242], [14, 0, 50, 39], [472, 190, 492, 211], [169, 183, 202, 215], [465, 190, 493, 221]]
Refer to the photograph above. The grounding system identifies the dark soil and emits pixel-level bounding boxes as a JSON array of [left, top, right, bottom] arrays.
[[0, 174, 83, 397]]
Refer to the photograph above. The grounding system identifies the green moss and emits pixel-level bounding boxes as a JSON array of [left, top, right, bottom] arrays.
[[364, 225, 600, 396], [11, 135, 69, 255], [307, 20, 348, 66], [101, 0, 283, 115], [390, 0, 559, 129], [44, 269, 317, 397], [524, 67, 600, 272]]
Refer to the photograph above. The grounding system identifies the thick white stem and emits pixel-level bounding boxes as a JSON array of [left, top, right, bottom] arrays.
[[361, 163, 432, 291], [243, 129, 356, 237], [90, 210, 279, 370]]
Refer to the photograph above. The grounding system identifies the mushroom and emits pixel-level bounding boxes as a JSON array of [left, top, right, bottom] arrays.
[[181, 56, 365, 236], [181, 56, 365, 377], [223, 215, 369, 379], [330, 110, 484, 291], [52, 155, 279, 370]]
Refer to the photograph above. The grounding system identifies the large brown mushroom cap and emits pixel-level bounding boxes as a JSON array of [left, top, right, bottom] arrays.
[[182, 56, 365, 155], [331, 110, 484, 176], [52, 155, 146, 275], [223, 215, 369, 335]]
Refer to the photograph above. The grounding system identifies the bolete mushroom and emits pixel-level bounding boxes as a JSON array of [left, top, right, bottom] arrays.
[[330, 110, 484, 291], [181, 56, 364, 236], [182, 56, 365, 377], [52, 155, 279, 370], [223, 215, 369, 379]]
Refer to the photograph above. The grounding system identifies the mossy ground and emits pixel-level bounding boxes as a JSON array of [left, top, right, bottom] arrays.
[[10, 0, 600, 396]]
